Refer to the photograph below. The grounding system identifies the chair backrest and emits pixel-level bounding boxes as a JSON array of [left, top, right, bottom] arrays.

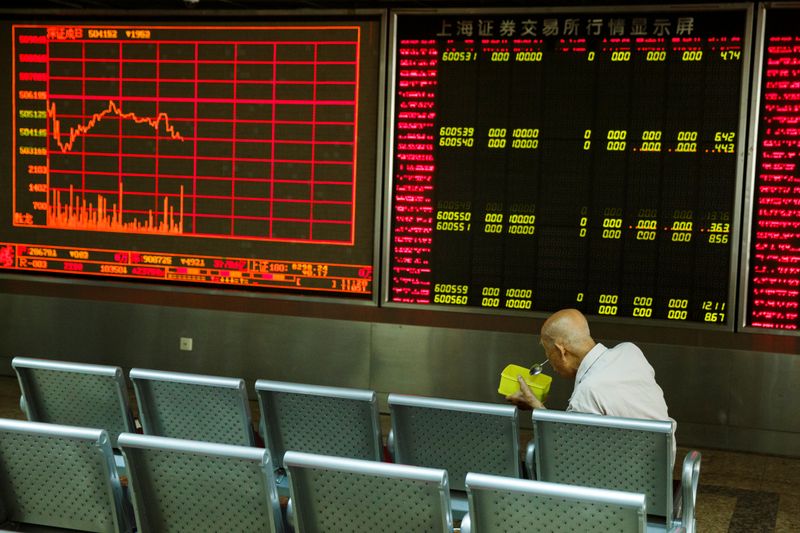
[[532, 409, 674, 521], [12, 356, 135, 447], [118, 432, 283, 533], [463, 472, 646, 533], [130, 368, 254, 446], [0, 418, 130, 533], [255, 379, 382, 468], [388, 393, 520, 491], [284, 450, 453, 533]]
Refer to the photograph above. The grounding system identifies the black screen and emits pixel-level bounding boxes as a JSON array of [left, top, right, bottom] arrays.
[[388, 8, 749, 325]]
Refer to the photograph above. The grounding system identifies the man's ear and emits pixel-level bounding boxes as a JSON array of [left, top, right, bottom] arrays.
[[554, 342, 567, 359]]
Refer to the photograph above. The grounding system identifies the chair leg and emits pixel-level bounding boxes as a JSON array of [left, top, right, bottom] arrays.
[[680, 450, 701, 533]]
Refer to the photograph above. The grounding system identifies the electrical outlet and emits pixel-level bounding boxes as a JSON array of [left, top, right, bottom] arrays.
[[179, 337, 193, 351]]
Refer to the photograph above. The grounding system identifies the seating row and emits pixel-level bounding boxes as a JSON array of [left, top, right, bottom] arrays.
[[11, 356, 522, 489], [7, 356, 700, 532], [0, 417, 655, 533]]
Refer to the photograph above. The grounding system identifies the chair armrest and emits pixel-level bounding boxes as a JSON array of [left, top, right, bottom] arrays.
[[286, 497, 295, 533], [459, 512, 471, 533], [258, 416, 266, 441], [525, 440, 535, 479], [387, 429, 396, 462], [19, 395, 28, 418], [680, 450, 701, 533]]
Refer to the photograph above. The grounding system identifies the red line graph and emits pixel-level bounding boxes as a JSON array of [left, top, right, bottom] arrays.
[[14, 25, 361, 244], [48, 100, 186, 153]]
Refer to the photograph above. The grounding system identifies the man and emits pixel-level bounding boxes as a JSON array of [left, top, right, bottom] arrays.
[[506, 308, 674, 432]]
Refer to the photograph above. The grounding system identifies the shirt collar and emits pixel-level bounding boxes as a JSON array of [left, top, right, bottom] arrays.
[[575, 342, 606, 384]]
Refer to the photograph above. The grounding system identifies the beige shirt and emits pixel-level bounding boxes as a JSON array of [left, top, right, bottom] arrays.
[[568, 342, 676, 456]]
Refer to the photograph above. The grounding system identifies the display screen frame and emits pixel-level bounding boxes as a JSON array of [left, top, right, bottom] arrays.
[[739, 2, 800, 334], [381, 4, 754, 330], [0, 7, 388, 306]]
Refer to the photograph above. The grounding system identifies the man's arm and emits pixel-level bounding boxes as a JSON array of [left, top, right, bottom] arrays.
[[505, 375, 546, 410]]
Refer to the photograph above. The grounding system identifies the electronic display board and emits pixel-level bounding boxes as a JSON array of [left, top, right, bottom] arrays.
[[386, 6, 751, 325], [743, 4, 800, 331], [0, 15, 382, 298]]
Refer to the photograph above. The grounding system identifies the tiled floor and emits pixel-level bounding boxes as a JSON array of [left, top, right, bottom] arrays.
[[1, 375, 798, 532], [692, 447, 800, 532]]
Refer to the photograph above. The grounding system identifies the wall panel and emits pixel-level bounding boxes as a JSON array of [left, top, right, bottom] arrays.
[[1, 283, 798, 457]]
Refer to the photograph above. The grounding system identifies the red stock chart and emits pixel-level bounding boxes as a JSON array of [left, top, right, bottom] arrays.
[[4, 20, 380, 296]]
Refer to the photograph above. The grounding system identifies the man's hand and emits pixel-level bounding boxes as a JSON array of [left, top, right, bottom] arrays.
[[505, 375, 545, 410]]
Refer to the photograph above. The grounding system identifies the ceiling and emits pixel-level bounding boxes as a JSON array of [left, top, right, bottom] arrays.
[[12, 0, 735, 11], [18, 0, 531, 9]]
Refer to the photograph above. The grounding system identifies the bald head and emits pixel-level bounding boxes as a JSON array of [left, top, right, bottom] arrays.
[[541, 309, 596, 359]]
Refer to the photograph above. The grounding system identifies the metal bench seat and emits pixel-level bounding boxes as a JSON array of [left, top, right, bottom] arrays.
[[119, 432, 283, 533], [284, 450, 453, 533], [529, 410, 699, 533], [12, 357, 135, 447], [462, 472, 647, 533], [0, 418, 131, 533], [130, 368, 255, 446]]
